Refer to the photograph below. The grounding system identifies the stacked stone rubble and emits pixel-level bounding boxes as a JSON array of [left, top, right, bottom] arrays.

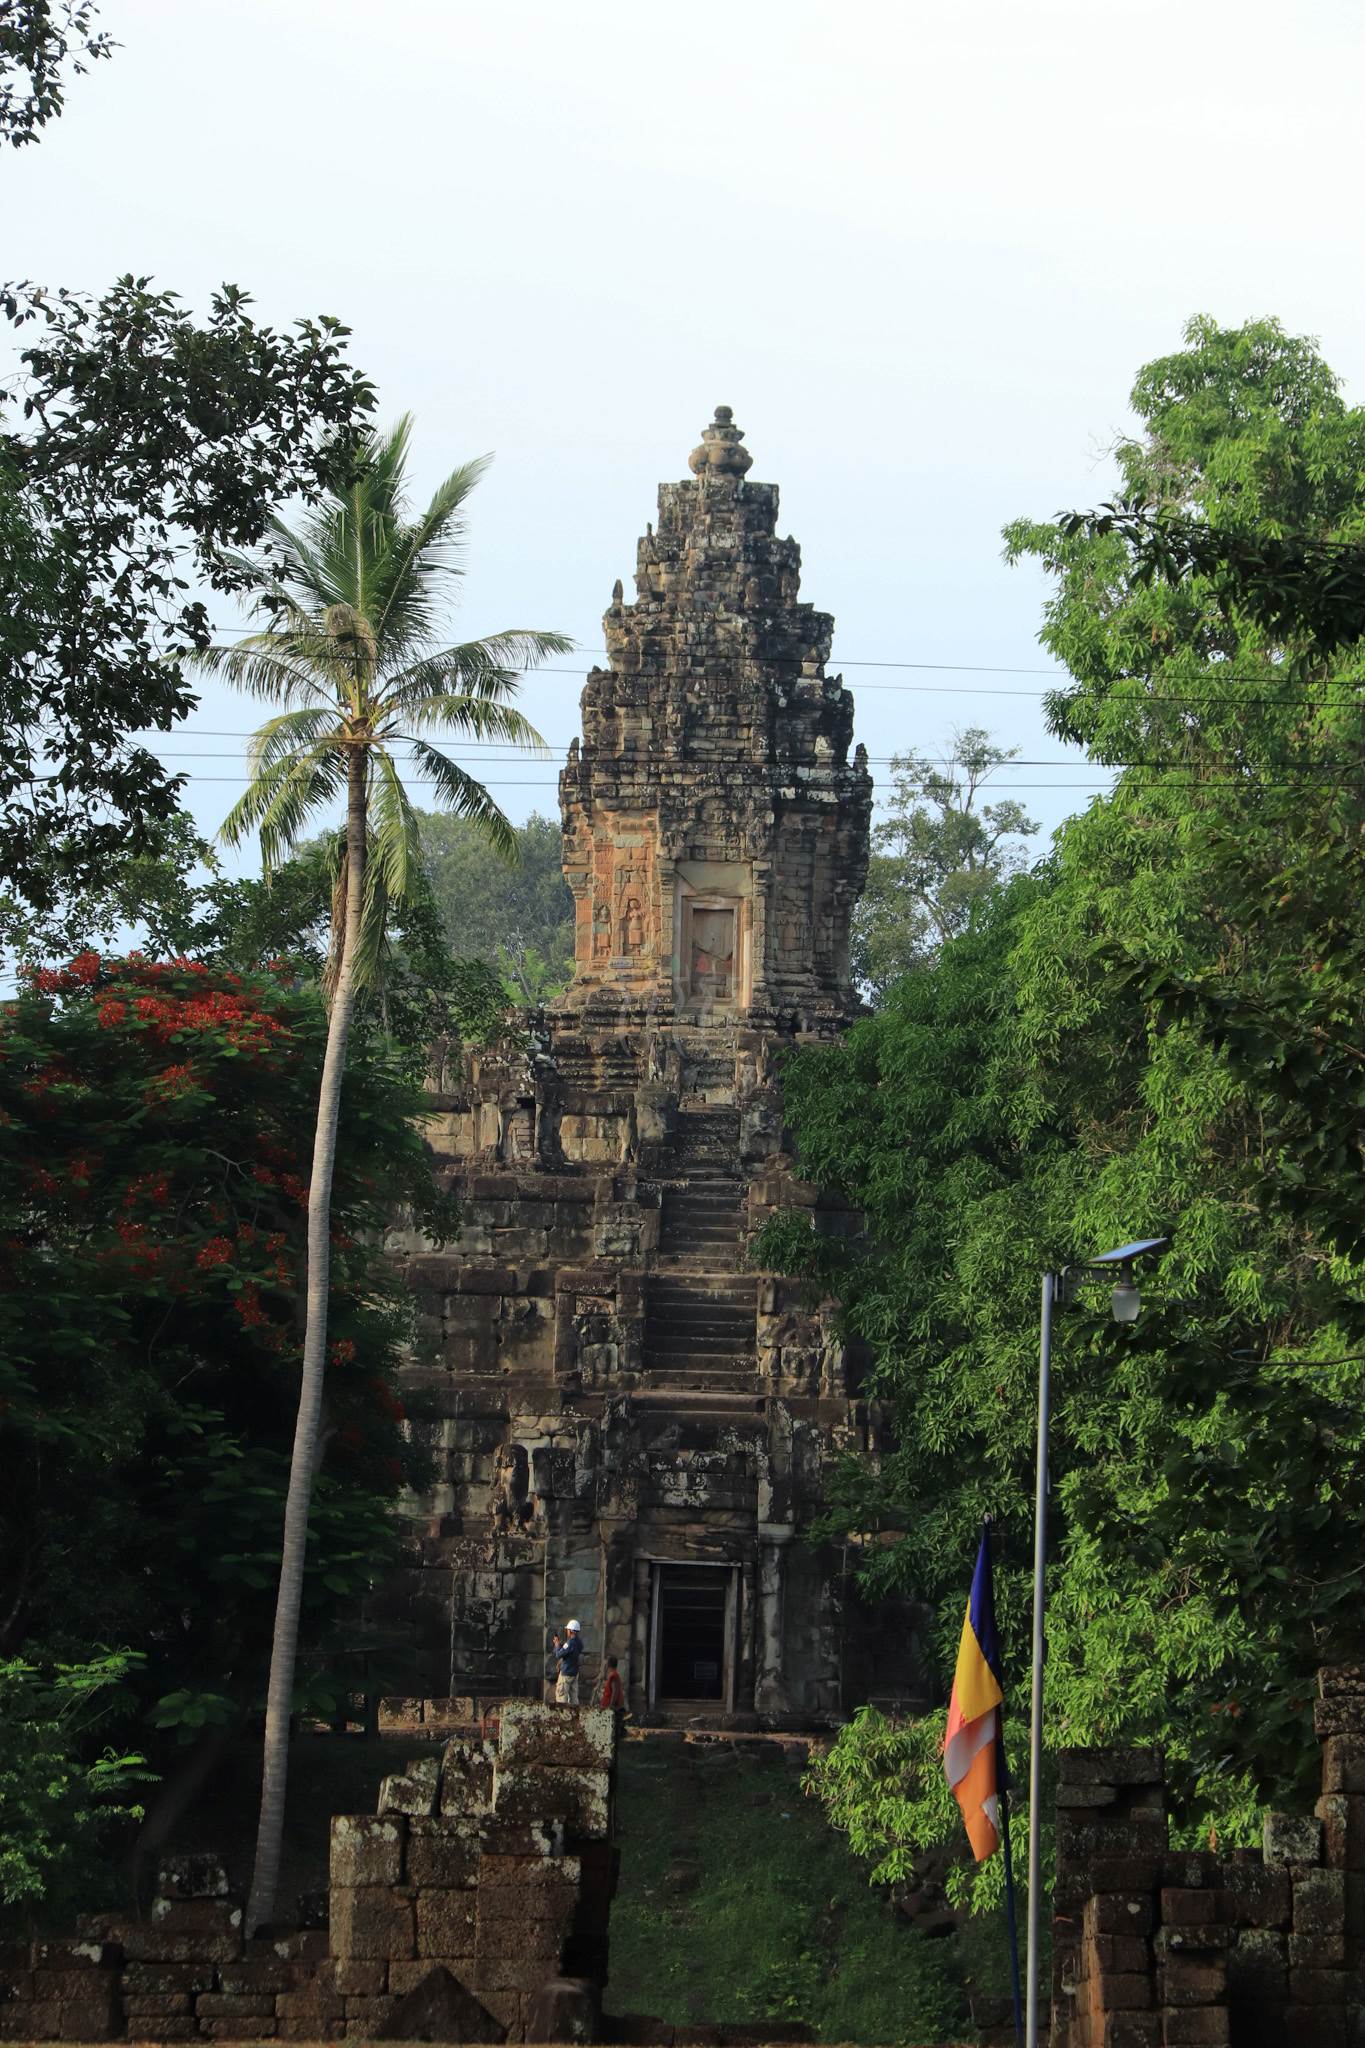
[[382, 411, 918, 1727], [0, 1705, 614, 2045], [1051, 1665, 1365, 2047]]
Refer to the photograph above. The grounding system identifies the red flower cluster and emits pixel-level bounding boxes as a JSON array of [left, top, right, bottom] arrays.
[[195, 1236, 233, 1270], [25, 950, 102, 995], [330, 1338, 357, 1366], [145, 1063, 198, 1103]]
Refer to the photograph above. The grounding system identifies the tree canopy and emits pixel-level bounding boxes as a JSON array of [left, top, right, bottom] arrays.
[[774, 315, 1365, 1896], [0, 954, 450, 1920], [852, 729, 1038, 1001], [0, 278, 373, 915]]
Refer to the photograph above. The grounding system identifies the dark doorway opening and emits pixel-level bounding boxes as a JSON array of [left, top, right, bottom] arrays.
[[656, 1565, 728, 1700]]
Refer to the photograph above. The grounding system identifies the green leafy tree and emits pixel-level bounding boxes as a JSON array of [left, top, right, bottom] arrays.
[[0, 1656, 149, 1923], [419, 808, 574, 1001], [767, 315, 1365, 1896], [852, 730, 1038, 1001], [0, 953, 445, 1916], [0, 281, 373, 917], [195, 414, 569, 1927], [0, 0, 112, 147]]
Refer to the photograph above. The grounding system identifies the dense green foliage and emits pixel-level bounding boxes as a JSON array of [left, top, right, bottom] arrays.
[[767, 315, 1365, 1891], [0, 955, 449, 1916], [419, 808, 574, 1001], [0, 0, 111, 146], [0, 1655, 149, 1914], [0, 281, 372, 914], [852, 730, 1038, 1001]]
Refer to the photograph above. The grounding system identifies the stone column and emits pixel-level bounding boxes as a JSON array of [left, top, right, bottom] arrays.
[[755, 1525, 792, 1717]]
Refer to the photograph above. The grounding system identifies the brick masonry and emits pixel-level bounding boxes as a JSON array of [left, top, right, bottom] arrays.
[[0, 1704, 616, 2045], [1050, 1666, 1365, 2047]]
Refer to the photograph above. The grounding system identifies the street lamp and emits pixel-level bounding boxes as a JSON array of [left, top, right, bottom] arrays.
[[1024, 1236, 1169, 2048]]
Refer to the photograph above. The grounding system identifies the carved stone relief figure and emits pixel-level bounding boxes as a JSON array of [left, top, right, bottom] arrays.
[[619, 896, 644, 957]]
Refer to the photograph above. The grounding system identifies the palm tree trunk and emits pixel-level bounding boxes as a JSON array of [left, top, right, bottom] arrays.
[[246, 745, 367, 1933]]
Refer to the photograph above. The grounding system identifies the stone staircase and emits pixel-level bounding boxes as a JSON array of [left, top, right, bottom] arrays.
[[642, 1274, 757, 1387], [644, 1103, 757, 1389]]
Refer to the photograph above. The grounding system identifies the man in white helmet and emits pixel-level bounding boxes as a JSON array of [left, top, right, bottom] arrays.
[[551, 1618, 583, 1706]]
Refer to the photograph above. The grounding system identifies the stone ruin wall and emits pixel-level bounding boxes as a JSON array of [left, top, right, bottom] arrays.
[[0, 1704, 616, 2046], [377, 410, 921, 1730], [1051, 1665, 1365, 2047]]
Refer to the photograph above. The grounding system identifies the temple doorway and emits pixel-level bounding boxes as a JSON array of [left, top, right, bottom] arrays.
[[684, 899, 738, 1002], [649, 1563, 736, 1705]]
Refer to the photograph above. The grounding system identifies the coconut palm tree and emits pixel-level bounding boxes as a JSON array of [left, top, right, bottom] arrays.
[[198, 416, 571, 1930]]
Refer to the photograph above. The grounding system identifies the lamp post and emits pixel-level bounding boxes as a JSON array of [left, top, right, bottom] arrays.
[[1024, 1236, 1169, 2048]]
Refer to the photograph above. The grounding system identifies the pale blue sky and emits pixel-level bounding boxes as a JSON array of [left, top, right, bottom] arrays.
[[8, 0, 1365, 876]]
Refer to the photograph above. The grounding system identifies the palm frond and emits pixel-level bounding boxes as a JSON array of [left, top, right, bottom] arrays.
[[367, 747, 426, 909], [406, 738, 518, 861], [246, 707, 347, 776], [369, 453, 494, 649], [218, 747, 345, 869], [193, 637, 345, 708], [394, 695, 549, 752]]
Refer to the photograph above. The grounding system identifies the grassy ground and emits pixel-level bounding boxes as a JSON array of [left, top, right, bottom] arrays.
[[607, 1737, 980, 2046]]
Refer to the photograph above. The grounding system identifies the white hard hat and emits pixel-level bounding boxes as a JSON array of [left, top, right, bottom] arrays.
[[566, 1619, 581, 1633]]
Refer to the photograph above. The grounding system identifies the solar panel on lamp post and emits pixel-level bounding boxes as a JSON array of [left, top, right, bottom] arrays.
[[1024, 1236, 1170, 2048]]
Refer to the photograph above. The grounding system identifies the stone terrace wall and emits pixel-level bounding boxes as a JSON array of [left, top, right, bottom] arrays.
[[0, 1704, 616, 2045], [1052, 1666, 1365, 2046]]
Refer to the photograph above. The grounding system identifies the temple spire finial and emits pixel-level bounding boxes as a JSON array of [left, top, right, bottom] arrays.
[[689, 404, 753, 478]]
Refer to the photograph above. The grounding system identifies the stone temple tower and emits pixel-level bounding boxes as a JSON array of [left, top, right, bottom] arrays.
[[559, 405, 870, 1029], [385, 414, 911, 1732]]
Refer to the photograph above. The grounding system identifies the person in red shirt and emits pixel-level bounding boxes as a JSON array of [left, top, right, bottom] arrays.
[[600, 1656, 625, 1711]]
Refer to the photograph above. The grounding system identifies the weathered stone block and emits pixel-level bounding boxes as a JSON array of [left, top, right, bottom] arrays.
[[1288, 1962, 1348, 2004], [125, 2024, 197, 2043], [197, 2020, 278, 2040], [329, 1885, 416, 1963], [415, 1888, 477, 1959], [31, 1939, 115, 1970], [1284, 2007, 1347, 2046], [1095, 2017, 1157, 2047], [1322, 1734, 1365, 1794], [378, 1754, 441, 1816], [122, 1993, 193, 2017], [1160, 1889, 1224, 1927], [1317, 1792, 1365, 1871], [196, 1992, 278, 2017], [273, 1988, 345, 2020], [479, 1851, 581, 1892], [1085, 1895, 1156, 1937], [218, 1960, 301, 1995], [491, 1762, 610, 1838], [440, 1739, 496, 1817], [476, 1918, 564, 1963], [406, 1815, 479, 1887], [330, 1813, 406, 1887], [498, 1700, 614, 1772], [1060, 1747, 1164, 1787], [0, 2002, 60, 2042], [1223, 1859, 1291, 1928], [1158, 1957, 1227, 2006], [121, 1963, 218, 1996], [1293, 1864, 1345, 1936], [1158, 2012, 1230, 2045], [55, 1988, 119, 2042], [1263, 1813, 1322, 1867], [1315, 1697, 1365, 1739], [1225, 1926, 1287, 1999]]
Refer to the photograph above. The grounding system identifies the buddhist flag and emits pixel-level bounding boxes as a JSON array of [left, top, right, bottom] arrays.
[[943, 1528, 1005, 1860]]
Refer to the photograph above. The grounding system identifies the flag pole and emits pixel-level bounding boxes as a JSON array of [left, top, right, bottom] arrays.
[[983, 1518, 1024, 2048]]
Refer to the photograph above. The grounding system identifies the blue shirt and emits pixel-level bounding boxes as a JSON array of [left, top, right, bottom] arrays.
[[555, 1635, 583, 1677]]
